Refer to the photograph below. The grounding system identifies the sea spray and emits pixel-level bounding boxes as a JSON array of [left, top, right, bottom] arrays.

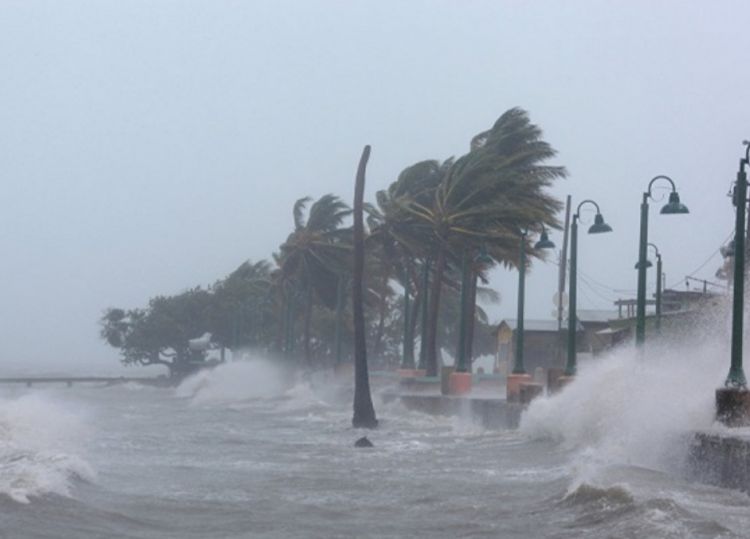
[[0, 392, 93, 503], [175, 357, 290, 403], [521, 337, 727, 481]]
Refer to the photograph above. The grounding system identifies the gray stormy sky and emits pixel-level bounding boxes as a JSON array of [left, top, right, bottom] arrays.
[[1, 1, 749, 375]]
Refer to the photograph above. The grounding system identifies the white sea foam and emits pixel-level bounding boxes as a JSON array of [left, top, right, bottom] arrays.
[[521, 335, 727, 478], [175, 357, 290, 403], [0, 392, 93, 503], [277, 381, 332, 411]]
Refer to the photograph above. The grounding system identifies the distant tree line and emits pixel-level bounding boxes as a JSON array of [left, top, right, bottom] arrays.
[[100, 108, 566, 378]]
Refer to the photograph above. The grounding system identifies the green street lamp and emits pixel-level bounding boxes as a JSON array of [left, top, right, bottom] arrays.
[[724, 143, 750, 388], [512, 228, 555, 375], [565, 200, 613, 376], [455, 246, 494, 373], [636, 176, 689, 347], [634, 243, 663, 334]]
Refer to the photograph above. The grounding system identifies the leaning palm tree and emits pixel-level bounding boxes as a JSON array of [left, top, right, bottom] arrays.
[[276, 194, 352, 364], [401, 108, 566, 376], [365, 159, 447, 367]]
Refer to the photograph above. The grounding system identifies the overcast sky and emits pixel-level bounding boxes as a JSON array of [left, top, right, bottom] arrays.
[[1, 1, 748, 375]]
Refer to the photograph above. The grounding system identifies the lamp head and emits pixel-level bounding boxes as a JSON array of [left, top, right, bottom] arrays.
[[721, 239, 735, 258], [533, 230, 555, 250], [588, 213, 613, 234], [660, 191, 689, 214], [474, 244, 494, 265], [634, 259, 653, 270]]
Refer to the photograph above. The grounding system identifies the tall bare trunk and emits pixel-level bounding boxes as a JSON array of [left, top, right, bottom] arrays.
[[352, 146, 378, 429]]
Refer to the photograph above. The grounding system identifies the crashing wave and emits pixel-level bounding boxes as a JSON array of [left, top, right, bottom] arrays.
[[0, 393, 93, 504]]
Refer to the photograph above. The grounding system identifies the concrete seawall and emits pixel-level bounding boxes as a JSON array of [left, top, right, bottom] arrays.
[[384, 391, 750, 495], [382, 392, 524, 430], [688, 431, 750, 493]]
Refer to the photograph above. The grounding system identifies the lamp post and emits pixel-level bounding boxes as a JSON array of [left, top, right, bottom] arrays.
[[565, 200, 613, 377], [634, 243, 663, 334], [512, 228, 556, 375], [505, 229, 555, 402], [654, 245, 663, 334], [716, 142, 750, 426], [726, 144, 750, 388], [636, 176, 689, 347]]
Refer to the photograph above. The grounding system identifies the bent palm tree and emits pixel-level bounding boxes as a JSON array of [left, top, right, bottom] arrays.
[[401, 108, 566, 376], [276, 194, 351, 364]]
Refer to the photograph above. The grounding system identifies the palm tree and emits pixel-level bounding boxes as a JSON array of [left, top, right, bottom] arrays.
[[276, 194, 351, 364], [366, 160, 447, 368], [352, 145, 378, 429], [401, 108, 566, 376]]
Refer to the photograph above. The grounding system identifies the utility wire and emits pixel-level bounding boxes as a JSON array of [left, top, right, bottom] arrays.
[[667, 229, 734, 289]]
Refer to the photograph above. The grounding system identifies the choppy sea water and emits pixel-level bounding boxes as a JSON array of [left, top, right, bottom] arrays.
[[2, 351, 750, 539]]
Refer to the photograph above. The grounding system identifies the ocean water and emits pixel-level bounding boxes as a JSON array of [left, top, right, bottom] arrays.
[[1, 350, 750, 539]]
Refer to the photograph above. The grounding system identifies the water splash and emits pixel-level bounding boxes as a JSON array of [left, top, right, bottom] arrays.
[[0, 392, 93, 503], [521, 336, 727, 476], [175, 358, 289, 403]]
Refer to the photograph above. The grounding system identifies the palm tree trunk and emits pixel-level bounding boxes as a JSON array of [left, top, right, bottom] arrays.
[[464, 270, 478, 371], [372, 275, 388, 360], [407, 261, 421, 363], [418, 259, 431, 371], [334, 275, 345, 365], [303, 286, 313, 365], [276, 297, 284, 353], [410, 288, 421, 352], [286, 291, 296, 359], [425, 245, 446, 377], [352, 145, 378, 429]]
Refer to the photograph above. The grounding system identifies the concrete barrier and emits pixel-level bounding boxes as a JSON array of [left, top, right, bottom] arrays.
[[399, 376, 440, 392], [688, 432, 750, 493], [395, 394, 524, 429], [506, 373, 532, 402], [448, 372, 472, 395], [519, 382, 544, 405]]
